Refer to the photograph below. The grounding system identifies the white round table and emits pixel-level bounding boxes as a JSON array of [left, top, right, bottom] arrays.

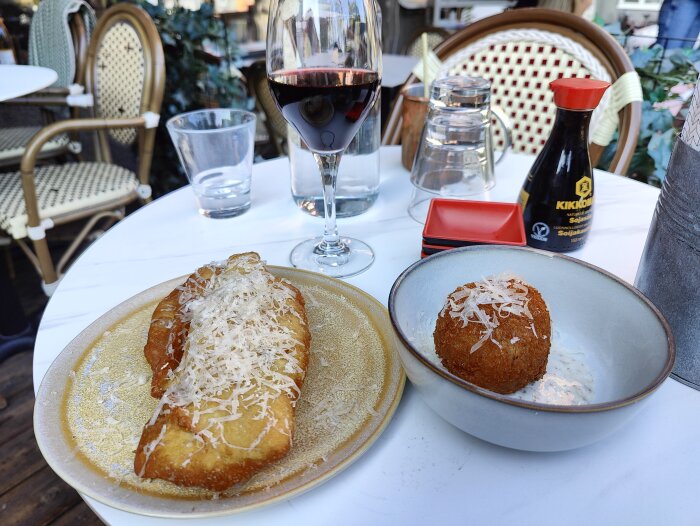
[[33, 146, 700, 525], [0, 64, 58, 101], [382, 53, 419, 88]]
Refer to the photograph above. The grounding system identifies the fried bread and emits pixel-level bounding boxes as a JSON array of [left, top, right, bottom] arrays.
[[134, 253, 310, 491]]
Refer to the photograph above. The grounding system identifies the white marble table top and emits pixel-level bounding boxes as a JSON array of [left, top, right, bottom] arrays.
[[382, 53, 419, 88], [237, 40, 266, 55], [233, 40, 266, 68], [0, 64, 57, 101], [33, 146, 700, 525]]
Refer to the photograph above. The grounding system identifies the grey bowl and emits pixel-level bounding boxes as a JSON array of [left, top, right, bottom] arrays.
[[388, 246, 675, 452]]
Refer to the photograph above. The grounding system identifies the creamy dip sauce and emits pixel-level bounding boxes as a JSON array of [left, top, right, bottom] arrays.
[[511, 342, 593, 404], [411, 331, 594, 405]]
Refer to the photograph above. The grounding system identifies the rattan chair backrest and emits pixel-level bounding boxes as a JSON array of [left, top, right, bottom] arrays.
[[383, 8, 641, 175], [248, 60, 288, 154], [85, 3, 165, 148], [28, 0, 96, 88], [69, 12, 89, 87]]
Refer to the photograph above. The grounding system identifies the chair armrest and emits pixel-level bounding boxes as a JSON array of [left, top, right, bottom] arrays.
[[35, 87, 72, 96], [4, 84, 88, 107], [4, 94, 94, 107], [18, 114, 157, 239], [4, 95, 71, 106], [39, 84, 86, 96], [6, 95, 93, 109], [20, 116, 148, 174]]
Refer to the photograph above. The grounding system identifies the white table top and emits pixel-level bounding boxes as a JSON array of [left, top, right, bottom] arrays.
[[233, 40, 266, 68], [0, 64, 58, 101], [382, 53, 419, 88], [238, 40, 266, 55], [33, 146, 699, 525]]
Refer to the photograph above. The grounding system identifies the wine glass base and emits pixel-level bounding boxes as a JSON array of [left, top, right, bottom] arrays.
[[290, 237, 374, 278]]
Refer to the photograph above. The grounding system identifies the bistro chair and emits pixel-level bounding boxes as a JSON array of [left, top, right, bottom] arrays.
[[383, 8, 642, 175], [1, 0, 95, 166], [247, 60, 288, 156], [0, 0, 96, 167], [28, 0, 95, 90], [0, 3, 165, 295]]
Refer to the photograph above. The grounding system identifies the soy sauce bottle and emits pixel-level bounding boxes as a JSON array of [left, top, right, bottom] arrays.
[[518, 78, 609, 252]]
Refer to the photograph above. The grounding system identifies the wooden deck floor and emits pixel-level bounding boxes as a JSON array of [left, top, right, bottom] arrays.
[[0, 350, 103, 525]]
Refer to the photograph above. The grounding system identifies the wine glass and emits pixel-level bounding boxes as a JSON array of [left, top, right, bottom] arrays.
[[267, 0, 381, 277]]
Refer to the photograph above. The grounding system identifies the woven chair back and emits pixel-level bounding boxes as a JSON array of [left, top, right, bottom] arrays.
[[28, 0, 96, 88], [384, 8, 641, 175], [248, 60, 288, 153], [85, 3, 165, 149], [441, 30, 612, 155], [69, 11, 89, 86]]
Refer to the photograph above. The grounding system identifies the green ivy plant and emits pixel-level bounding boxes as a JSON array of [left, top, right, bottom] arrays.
[[598, 34, 700, 186], [131, 0, 248, 196]]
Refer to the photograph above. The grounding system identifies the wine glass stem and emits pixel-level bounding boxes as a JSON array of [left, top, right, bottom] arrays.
[[313, 152, 345, 255]]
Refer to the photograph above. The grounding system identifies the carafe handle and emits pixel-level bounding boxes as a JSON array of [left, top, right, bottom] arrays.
[[491, 105, 512, 165]]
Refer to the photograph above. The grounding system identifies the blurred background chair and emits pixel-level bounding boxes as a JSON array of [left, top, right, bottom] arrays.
[[247, 59, 288, 156], [0, 0, 96, 168], [383, 7, 642, 175], [402, 26, 451, 57], [28, 0, 95, 92], [0, 2, 165, 295]]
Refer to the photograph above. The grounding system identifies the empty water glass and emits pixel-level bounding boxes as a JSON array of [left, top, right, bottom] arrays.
[[408, 76, 511, 223], [167, 109, 256, 218]]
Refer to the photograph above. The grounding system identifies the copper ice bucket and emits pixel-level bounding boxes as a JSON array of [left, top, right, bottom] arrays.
[[400, 83, 429, 171]]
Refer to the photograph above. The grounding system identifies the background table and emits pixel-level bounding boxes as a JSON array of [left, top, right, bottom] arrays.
[[232, 49, 419, 88], [382, 54, 420, 89], [234, 40, 266, 68], [0, 64, 57, 102], [33, 147, 700, 525], [379, 54, 419, 129]]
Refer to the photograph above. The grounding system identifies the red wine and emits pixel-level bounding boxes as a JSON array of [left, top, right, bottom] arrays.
[[268, 68, 379, 153]]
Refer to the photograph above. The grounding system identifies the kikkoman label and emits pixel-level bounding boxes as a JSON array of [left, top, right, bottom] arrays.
[[575, 176, 592, 198], [556, 197, 593, 210], [556, 175, 593, 210]]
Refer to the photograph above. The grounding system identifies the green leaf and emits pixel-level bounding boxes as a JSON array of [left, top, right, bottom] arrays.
[[640, 104, 674, 142], [161, 32, 175, 46], [630, 47, 657, 69], [647, 128, 675, 181], [648, 85, 668, 103]]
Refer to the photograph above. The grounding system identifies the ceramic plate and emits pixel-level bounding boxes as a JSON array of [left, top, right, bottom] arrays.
[[35, 266, 405, 518], [389, 246, 674, 451]]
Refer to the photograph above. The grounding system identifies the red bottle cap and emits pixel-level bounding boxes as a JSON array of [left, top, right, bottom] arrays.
[[549, 78, 610, 110]]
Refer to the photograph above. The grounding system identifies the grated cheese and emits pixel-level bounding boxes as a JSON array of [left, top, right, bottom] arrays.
[[148, 254, 306, 450], [441, 273, 534, 353]]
